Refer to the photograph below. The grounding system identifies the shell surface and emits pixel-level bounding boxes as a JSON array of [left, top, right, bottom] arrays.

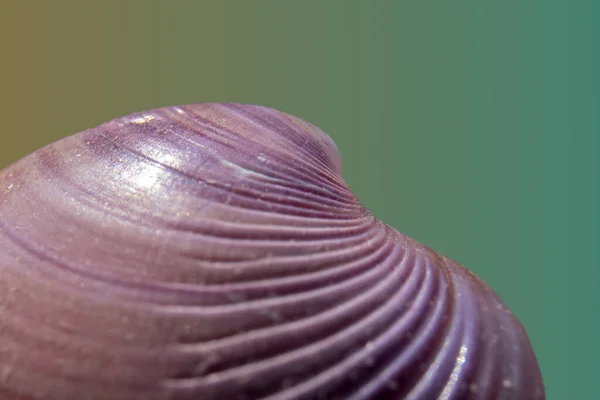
[[0, 103, 544, 399]]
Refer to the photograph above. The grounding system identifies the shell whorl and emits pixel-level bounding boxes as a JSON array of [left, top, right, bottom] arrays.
[[0, 103, 544, 399]]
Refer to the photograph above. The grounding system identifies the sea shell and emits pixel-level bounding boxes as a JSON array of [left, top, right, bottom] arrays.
[[0, 103, 544, 399]]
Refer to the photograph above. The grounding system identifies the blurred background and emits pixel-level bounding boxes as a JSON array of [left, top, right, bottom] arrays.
[[1, 1, 597, 398]]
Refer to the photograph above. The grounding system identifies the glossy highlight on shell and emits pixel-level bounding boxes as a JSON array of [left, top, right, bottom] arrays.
[[0, 103, 544, 399]]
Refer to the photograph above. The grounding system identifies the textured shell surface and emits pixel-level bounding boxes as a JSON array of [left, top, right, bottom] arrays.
[[0, 103, 544, 400]]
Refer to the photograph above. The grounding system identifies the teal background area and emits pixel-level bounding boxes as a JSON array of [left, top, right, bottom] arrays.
[[1, 2, 598, 398]]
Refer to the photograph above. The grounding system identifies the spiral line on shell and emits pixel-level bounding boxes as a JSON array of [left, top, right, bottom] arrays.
[[0, 104, 544, 399]]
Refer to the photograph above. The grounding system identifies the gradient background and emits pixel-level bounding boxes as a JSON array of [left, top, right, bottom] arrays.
[[0, 1, 597, 398]]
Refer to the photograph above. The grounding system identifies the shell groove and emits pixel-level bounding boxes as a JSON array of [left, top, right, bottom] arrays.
[[0, 103, 544, 399]]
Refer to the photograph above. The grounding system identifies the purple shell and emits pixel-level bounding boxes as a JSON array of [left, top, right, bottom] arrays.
[[0, 104, 544, 399]]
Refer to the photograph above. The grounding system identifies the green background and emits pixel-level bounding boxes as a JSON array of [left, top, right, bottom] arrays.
[[1, 1, 597, 398]]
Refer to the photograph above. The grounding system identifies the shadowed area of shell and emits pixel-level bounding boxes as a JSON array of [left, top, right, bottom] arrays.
[[0, 103, 544, 399]]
